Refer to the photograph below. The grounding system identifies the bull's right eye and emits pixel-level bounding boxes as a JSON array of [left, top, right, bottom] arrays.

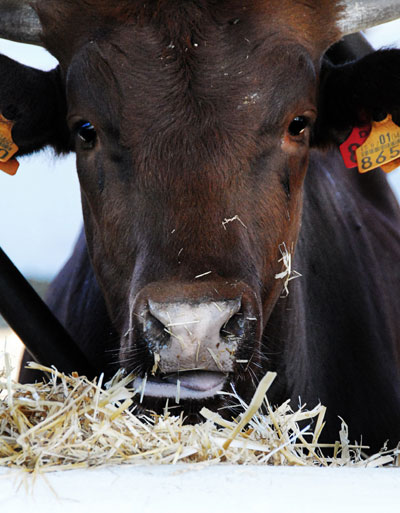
[[77, 121, 97, 149], [288, 116, 309, 137]]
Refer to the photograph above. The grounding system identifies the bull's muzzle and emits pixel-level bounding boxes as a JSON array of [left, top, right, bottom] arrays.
[[148, 299, 241, 373], [123, 281, 261, 401]]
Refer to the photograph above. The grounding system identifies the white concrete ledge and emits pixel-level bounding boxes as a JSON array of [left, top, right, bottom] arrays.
[[1, 465, 399, 513]]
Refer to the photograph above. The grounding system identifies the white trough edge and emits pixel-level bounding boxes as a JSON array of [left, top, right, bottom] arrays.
[[0, 465, 400, 513]]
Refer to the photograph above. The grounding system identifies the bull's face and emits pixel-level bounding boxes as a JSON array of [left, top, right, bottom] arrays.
[[65, 20, 318, 409], [2, 0, 397, 415]]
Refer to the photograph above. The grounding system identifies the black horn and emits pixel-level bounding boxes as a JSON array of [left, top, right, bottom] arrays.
[[0, 0, 42, 45], [338, 0, 400, 36]]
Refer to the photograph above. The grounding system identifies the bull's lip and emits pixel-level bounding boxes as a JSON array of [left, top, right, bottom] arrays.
[[133, 371, 227, 401]]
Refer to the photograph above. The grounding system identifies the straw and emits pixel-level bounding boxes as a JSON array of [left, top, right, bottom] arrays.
[[0, 360, 398, 473]]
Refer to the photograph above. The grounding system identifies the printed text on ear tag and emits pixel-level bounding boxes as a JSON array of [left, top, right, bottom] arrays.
[[340, 125, 371, 168], [356, 114, 400, 173], [0, 113, 19, 175]]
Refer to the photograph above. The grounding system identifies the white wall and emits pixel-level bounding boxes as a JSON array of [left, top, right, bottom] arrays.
[[0, 41, 82, 280], [1, 21, 400, 280]]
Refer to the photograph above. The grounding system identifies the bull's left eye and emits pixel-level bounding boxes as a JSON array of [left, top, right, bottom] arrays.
[[288, 116, 309, 137], [77, 122, 97, 148]]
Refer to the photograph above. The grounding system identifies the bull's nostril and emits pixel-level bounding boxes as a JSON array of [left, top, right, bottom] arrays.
[[143, 312, 170, 347], [220, 311, 246, 341]]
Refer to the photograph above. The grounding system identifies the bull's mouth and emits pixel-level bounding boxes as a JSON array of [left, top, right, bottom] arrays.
[[132, 371, 227, 401]]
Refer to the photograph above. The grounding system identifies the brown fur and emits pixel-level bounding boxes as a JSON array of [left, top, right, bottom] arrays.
[[35, 0, 342, 64]]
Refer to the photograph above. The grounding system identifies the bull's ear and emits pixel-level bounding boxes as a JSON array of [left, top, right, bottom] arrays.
[[0, 55, 69, 155], [312, 49, 400, 148]]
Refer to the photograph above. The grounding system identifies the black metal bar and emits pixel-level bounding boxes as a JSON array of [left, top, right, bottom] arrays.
[[0, 247, 97, 376]]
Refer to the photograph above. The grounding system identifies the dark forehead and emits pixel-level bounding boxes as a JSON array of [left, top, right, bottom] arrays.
[[38, 0, 341, 62], [66, 15, 317, 125]]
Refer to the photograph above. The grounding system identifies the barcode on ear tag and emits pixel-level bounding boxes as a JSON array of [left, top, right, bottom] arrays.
[[356, 114, 400, 173], [340, 125, 371, 169]]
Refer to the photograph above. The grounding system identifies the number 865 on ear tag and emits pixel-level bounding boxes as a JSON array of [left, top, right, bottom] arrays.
[[356, 115, 400, 174]]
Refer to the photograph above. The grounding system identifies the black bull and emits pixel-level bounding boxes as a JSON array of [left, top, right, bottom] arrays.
[[0, 3, 399, 452]]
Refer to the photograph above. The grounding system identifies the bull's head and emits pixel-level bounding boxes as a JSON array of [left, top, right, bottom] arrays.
[[2, 0, 400, 414]]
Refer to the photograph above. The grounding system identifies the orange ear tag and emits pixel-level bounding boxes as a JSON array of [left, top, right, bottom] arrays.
[[0, 158, 19, 175], [380, 158, 400, 174], [0, 113, 19, 175], [355, 114, 400, 174]]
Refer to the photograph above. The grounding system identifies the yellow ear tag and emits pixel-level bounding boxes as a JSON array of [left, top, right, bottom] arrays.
[[0, 113, 19, 175], [355, 114, 400, 174]]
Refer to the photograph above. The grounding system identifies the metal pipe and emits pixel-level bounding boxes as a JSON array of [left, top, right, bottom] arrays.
[[0, 247, 97, 376]]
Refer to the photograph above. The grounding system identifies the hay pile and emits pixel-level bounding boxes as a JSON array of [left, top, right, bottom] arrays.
[[0, 357, 397, 472]]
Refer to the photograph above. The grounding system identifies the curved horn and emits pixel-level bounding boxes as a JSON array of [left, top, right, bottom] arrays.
[[338, 0, 400, 36], [0, 1, 42, 46]]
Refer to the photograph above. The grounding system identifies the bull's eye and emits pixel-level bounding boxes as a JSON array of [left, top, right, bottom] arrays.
[[288, 116, 309, 137], [77, 121, 97, 148]]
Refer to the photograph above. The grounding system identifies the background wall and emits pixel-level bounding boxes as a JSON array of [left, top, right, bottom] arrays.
[[0, 42, 82, 280], [0, 21, 400, 281]]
